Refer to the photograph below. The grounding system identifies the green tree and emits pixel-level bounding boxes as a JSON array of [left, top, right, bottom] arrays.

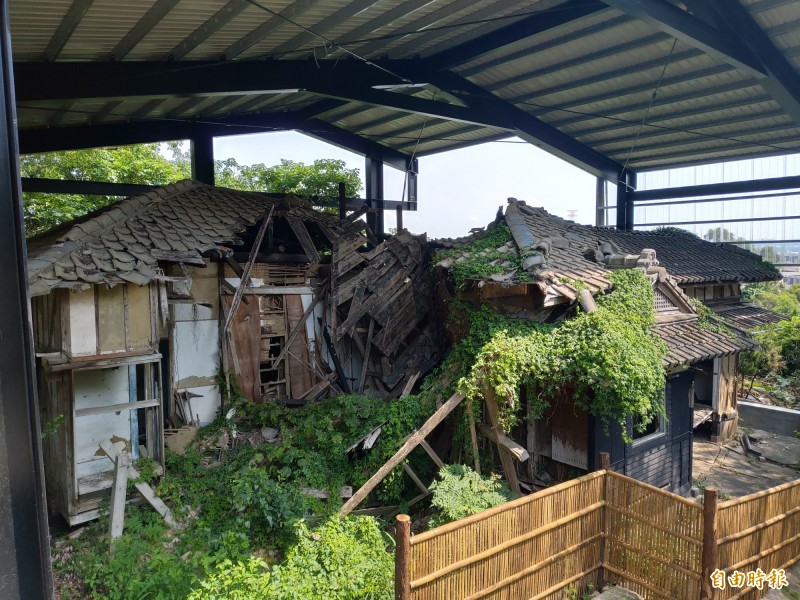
[[22, 146, 362, 236], [22, 143, 190, 236], [214, 157, 361, 199]]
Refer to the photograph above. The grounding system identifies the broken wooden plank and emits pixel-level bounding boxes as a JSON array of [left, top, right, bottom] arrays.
[[224, 205, 274, 333], [478, 423, 530, 462], [339, 393, 464, 516], [346, 425, 383, 454], [301, 486, 353, 499], [400, 371, 420, 398], [482, 384, 521, 494], [357, 318, 375, 394], [287, 216, 321, 264], [100, 439, 175, 527], [321, 320, 351, 394], [108, 453, 130, 541]]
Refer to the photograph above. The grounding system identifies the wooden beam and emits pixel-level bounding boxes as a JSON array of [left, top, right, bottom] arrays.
[[478, 423, 530, 462], [339, 393, 464, 516], [224, 205, 274, 332], [287, 216, 321, 264], [482, 384, 521, 494]]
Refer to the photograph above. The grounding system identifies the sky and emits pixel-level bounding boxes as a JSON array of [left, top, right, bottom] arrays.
[[213, 131, 598, 240]]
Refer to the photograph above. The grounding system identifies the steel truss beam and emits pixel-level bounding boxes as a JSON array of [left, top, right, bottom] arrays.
[[630, 174, 800, 202], [19, 112, 413, 171]]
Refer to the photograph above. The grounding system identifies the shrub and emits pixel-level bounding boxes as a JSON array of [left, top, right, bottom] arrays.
[[189, 516, 393, 600], [428, 464, 514, 529]]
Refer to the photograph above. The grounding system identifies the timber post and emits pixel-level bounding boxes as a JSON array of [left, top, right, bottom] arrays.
[[598, 452, 610, 589], [700, 487, 719, 600], [395, 514, 411, 600], [338, 181, 346, 220], [599, 451, 610, 470]]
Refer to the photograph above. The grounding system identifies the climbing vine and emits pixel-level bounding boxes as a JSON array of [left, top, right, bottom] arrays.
[[450, 269, 668, 441], [436, 222, 530, 287]]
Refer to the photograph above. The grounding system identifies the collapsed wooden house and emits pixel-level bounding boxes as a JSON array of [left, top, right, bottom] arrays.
[[433, 199, 779, 494], [27, 180, 437, 524]]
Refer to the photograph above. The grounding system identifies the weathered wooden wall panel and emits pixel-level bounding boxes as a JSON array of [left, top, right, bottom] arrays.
[[68, 287, 97, 356], [225, 295, 260, 403], [96, 285, 126, 353], [73, 368, 130, 495], [285, 294, 313, 398], [551, 403, 589, 469], [127, 284, 153, 351]]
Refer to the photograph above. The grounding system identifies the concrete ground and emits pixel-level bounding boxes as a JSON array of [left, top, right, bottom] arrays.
[[693, 433, 800, 598], [693, 432, 800, 499]]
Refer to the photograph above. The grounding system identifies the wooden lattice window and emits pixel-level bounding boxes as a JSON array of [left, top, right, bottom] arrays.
[[654, 287, 679, 314]]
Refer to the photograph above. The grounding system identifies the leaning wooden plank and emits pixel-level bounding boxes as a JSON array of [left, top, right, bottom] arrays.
[[419, 439, 445, 470], [478, 423, 530, 461], [100, 439, 176, 527], [357, 318, 375, 394], [482, 384, 521, 494], [224, 205, 274, 332], [400, 371, 420, 398], [132, 480, 176, 527], [339, 393, 464, 516], [271, 280, 328, 368], [109, 453, 130, 541], [287, 216, 321, 264], [402, 463, 429, 494]]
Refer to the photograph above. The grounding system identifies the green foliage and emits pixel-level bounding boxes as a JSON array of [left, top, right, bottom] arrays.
[[230, 393, 435, 503], [455, 269, 667, 438], [22, 144, 190, 236], [267, 517, 393, 599], [189, 517, 393, 600], [214, 158, 362, 200], [428, 464, 514, 529], [188, 557, 271, 600], [22, 148, 361, 236], [436, 222, 530, 287], [742, 316, 800, 377], [40, 413, 64, 439], [229, 465, 310, 546], [742, 282, 800, 317]]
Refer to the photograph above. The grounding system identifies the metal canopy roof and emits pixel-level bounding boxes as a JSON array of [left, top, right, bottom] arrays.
[[10, 0, 800, 178]]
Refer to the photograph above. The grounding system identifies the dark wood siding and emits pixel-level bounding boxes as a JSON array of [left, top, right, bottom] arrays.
[[591, 370, 694, 494]]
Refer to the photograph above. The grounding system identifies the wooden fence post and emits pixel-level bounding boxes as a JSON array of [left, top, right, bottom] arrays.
[[598, 452, 610, 590], [395, 514, 411, 600], [599, 452, 610, 470], [701, 488, 719, 600]]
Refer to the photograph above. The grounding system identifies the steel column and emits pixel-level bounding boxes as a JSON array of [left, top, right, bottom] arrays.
[[0, 0, 53, 596], [596, 177, 607, 227], [365, 155, 384, 236], [616, 171, 637, 230], [190, 133, 214, 185]]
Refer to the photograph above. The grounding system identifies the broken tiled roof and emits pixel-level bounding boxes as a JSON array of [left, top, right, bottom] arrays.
[[654, 317, 755, 367], [26, 180, 337, 297], [710, 302, 786, 330], [509, 200, 780, 286]]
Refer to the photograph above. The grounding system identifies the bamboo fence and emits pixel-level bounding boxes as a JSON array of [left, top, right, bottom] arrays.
[[714, 478, 800, 600], [603, 471, 704, 599], [398, 470, 800, 600], [407, 471, 605, 600]]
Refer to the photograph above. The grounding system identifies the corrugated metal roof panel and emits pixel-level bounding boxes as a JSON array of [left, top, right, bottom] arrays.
[[8, 0, 71, 60]]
